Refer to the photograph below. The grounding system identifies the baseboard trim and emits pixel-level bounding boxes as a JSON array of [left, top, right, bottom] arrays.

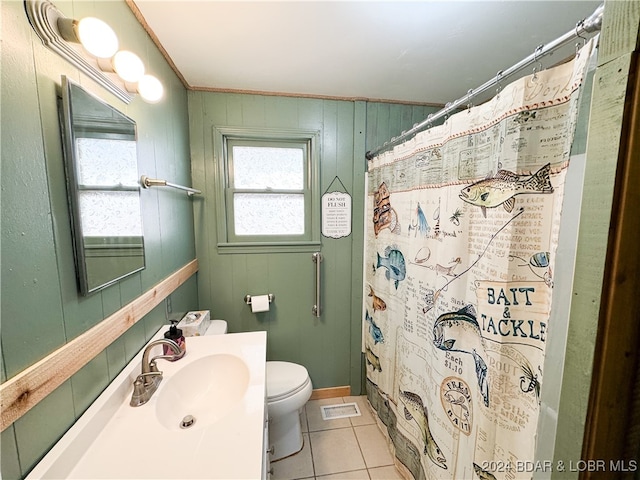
[[310, 386, 351, 400]]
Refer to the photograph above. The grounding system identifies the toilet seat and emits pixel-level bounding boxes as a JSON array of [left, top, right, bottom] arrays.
[[266, 361, 311, 402]]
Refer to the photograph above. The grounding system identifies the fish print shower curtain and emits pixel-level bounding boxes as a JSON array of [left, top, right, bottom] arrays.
[[364, 39, 595, 480]]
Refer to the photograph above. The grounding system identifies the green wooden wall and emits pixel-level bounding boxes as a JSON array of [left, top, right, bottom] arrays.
[[188, 90, 439, 393], [552, 1, 640, 476], [1, 1, 197, 478]]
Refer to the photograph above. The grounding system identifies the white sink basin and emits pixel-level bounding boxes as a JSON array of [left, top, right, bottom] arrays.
[[27, 330, 267, 479], [156, 353, 250, 430]]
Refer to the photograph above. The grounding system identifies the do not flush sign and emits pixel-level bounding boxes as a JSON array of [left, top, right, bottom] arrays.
[[322, 191, 351, 238]]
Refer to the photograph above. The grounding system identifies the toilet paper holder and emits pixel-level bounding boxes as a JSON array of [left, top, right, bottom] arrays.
[[244, 294, 275, 305]]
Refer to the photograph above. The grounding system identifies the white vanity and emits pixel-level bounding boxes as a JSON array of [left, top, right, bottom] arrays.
[[27, 329, 269, 479]]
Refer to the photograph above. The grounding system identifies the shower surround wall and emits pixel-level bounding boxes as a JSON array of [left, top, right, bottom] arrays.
[[363, 42, 594, 479], [1, 1, 197, 478]]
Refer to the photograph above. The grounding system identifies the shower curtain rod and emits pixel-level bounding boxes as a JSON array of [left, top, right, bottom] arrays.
[[366, 3, 604, 159]]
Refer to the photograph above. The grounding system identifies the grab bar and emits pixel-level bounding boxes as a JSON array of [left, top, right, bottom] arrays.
[[312, 252, 322, 317]]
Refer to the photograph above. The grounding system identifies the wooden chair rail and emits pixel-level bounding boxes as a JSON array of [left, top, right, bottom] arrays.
[[0, 259, 198, 432]]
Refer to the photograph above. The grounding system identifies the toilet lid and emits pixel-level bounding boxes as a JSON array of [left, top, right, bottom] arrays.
[[266, 361, 310, 401]]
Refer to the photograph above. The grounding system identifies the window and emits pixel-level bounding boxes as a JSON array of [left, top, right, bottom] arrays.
[[214, 127, 321, 252]]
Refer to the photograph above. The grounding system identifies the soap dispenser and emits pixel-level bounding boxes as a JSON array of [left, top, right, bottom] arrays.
[[164, 320, 186, 359]]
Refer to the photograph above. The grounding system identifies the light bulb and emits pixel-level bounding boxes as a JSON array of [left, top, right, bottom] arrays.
[[113, 51, 145, 83], [138, 75, 164, 103], [75, 18, 118, 59]]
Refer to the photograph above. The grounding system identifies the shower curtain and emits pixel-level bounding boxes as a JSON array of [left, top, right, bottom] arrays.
[[364, 39, 595, 480]]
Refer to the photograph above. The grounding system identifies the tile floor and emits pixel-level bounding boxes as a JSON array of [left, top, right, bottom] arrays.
[[271, 395, 404, 480]]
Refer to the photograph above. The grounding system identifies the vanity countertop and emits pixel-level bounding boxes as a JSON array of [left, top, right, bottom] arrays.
[[27, 329, 267, 479]]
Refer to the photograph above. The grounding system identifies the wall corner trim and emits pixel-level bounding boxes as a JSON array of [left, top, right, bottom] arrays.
[[0, 259, 198, 432]]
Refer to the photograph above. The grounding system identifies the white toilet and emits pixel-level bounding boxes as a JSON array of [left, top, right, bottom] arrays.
[[205, 320, 313, 461]]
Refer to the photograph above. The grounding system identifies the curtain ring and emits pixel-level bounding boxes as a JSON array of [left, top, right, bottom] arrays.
[[467, 89, 474, 113], [496, 70, 504, 96], [575, 20, 587, 56], [444, 103, 454, 121], [532, 45, 543, 81], [575, 21, 587, 45]]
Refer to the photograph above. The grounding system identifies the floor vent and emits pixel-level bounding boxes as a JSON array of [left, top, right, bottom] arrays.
[[320, 402, 361, 420]]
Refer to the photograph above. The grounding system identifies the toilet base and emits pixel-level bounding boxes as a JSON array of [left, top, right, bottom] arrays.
[[269, 409, 304, 461]]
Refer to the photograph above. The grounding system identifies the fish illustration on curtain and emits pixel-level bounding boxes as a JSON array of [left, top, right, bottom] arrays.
[[363, 38, 595, 480], [367, 285, 387, 311], [459, 163, 553, 217], [373, 182, 400, 236], [365, 345, 382, 372], [433, 305, 490, 407], [474, 463, 498, 480], [365, 310, 385, 344], [399, 390, 448, 470], [376, 246, 406, 289]]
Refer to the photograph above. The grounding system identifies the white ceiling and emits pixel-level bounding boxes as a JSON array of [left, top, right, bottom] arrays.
[[132, 1, 602, 105]]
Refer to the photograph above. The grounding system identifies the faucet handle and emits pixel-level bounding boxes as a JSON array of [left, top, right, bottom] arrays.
[[149, 359, 160, 373], [130, 371, 163, 407], [131, 378, 146, 405], [137, 370, 162, 386]]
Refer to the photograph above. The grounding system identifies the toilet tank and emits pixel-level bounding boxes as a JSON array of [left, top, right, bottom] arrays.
[[205, 320, 228, 335]]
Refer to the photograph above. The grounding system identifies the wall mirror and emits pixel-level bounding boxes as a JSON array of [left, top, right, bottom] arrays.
[[59, 75, 145, 295]]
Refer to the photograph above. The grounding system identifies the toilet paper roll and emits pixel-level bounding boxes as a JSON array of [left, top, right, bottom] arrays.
[[251, 295, 270, 313]]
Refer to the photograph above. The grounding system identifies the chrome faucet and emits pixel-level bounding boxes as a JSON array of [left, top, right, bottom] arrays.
[[130, 338, 185, 407]]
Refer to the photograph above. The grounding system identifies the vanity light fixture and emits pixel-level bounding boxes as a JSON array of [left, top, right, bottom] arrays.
[[57, 16, 119, 59], [108, 51, 146, 83], [137, 75, 164, 103], [25, 0, 164, 104]]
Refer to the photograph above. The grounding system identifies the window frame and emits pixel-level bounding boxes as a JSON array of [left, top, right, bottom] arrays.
[[213, 126, 321, 253]]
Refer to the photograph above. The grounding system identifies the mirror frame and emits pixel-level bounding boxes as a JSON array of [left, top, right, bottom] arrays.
[[58, 75, 145, 295]]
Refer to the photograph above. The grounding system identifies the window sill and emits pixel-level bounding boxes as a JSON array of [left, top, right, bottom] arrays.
[[216, 241, 322, 254]]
